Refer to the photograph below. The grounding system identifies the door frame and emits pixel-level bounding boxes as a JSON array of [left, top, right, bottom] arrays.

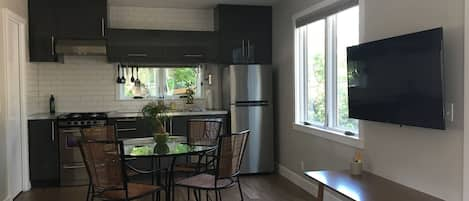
[[464, 0, 469, 200], [2, 8, 30, 199]]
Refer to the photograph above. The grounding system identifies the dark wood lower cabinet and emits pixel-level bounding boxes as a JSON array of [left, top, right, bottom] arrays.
[[28, 119, 59, 187]]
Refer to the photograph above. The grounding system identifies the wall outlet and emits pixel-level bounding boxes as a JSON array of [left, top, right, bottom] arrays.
[[300, 161, 305, 171]]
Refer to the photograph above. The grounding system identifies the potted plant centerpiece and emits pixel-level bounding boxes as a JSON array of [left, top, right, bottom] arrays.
[[141, 101, 170, 153]]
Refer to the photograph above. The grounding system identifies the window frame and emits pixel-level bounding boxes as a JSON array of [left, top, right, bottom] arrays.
[[293, 3, 364, 148], [116, 67, 204, 101]]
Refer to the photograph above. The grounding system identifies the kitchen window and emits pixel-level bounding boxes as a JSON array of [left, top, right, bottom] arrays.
[[118, 67, 203, 100], [294, 4, 360, 142]]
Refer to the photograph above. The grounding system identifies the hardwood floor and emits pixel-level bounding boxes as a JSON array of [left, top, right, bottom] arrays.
[[15, 174, 314, 201]]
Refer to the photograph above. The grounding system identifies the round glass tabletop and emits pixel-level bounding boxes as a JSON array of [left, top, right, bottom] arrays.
[[124, 141, 216, 158]]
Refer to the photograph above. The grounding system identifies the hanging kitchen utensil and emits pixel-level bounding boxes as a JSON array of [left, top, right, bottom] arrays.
[[130, 66, 135, 82], [135, 66, 141, 87], [121, 65, 126, 84], [116, 64, 122, 84]]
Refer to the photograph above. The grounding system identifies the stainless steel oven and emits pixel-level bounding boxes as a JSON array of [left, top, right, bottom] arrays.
[[59, 127, 89, 186], [58, 112, 107, 186]]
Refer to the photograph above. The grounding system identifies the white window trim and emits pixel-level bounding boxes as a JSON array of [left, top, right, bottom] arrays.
[[292, 0, 365, 149]]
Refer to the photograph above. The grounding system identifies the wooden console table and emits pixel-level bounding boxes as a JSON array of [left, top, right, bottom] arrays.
[[304, 170, 443, 201]]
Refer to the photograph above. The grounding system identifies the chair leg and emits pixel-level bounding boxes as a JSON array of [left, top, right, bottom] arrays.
[[193, 189, 199, 201], [90, 186, 95, 201], [86, 184, 91, 201], [198, 189, 202, 201], [237, 178, 244, 201], [187, 187, 190, 201], [218, 190, 222, 201]]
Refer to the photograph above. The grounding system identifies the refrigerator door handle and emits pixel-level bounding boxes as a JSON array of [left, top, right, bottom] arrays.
[[234, 100, 269, 107]]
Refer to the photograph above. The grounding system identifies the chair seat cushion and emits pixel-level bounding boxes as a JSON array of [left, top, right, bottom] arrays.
[[176, 173, 234, 190], [103, 183, 161, 200]]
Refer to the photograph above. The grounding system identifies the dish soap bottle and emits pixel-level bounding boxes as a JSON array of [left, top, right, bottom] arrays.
[[49, 95, 55, 114]]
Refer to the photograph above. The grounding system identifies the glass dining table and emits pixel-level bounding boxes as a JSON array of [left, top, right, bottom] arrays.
[[123, 137, 217, 201]]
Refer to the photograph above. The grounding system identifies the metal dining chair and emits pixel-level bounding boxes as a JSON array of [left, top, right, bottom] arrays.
[[81, 126, 154, 177], [175, 130, 250, 201], [79, 139, 167, 201], [174, 119, 223, 200], [81, 126, 161, 201], [175, 119, 223, 172]]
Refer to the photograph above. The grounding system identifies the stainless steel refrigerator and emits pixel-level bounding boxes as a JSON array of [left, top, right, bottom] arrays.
[[223, 65, 274, 174]]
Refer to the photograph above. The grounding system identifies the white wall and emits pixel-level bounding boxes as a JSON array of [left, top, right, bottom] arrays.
[[273, 0, 464, 200], [0, 0, 28, 200], [109, 6, 214, 31]]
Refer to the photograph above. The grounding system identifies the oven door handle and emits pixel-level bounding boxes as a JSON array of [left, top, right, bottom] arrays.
[[63, 165, 86, 169], [116, 128, 137, 132], [60, 129, 81, 133]]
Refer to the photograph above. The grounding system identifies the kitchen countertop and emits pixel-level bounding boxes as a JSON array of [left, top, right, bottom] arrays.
[[28, 113, 63, 120], [28, 110, 229, 120], [107, 110, 229, 118]]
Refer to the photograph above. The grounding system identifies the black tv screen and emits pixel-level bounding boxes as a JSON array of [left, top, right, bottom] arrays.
[[347, 28, 445, 130]]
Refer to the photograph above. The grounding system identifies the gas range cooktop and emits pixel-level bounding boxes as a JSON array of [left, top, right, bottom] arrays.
[[58, 112, 108, 120], [58, 112, 108, 127]]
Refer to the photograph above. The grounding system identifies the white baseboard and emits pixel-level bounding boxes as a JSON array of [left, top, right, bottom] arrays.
[[2, 195, 12, 201], [278, 164, 344, 201]]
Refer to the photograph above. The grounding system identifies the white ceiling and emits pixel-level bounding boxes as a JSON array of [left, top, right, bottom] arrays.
[[108, 0, 278, 9]]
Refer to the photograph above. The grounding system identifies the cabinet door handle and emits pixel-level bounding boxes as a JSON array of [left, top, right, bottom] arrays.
[[247, 40, 251, 58], [116, 118, 137, 122], [51, 121, 55, 142], [184, 54, 204, 58], [63, 165, 86, 169], [170, 118, 173, 134], [127, 53, 148, 57], [51, 35, 55, 56], [101, 17, 105, 37], [117, 128, 137, 132], [241, 40, 245, 57]]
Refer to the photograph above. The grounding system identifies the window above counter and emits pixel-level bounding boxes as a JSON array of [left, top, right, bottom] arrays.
[[117, 66, 203, 100]]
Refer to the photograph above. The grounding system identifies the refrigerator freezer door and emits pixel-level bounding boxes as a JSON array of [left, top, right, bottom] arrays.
[[229, 65, 272, 104], [231, 104, 274, 174]]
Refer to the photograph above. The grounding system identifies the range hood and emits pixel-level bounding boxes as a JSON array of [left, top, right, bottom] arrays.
[[55, 40, 106, 56]]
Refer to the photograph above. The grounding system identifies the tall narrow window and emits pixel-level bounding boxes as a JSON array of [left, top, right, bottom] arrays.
[[295, 5, 359, 135]]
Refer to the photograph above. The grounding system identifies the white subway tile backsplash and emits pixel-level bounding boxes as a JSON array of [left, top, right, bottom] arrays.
[[26, 57, 221, 115]]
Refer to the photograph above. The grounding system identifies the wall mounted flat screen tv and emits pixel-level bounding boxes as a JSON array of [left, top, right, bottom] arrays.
[[347, 27, 445, 130]]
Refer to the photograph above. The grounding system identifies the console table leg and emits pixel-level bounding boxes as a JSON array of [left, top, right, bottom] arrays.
[[317, 183, 324, 201]]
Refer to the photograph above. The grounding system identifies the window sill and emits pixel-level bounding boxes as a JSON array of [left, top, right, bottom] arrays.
[[292, 123, 364, 149]]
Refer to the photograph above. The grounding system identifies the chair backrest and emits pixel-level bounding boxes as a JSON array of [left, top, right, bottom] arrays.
[[79, 140, 127, 193], [216, 130, 250, 179], [187, 119, 223, 146], [81, 126, 117, 141]]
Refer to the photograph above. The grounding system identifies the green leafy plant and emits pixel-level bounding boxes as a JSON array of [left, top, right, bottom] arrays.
[[141, 101, 169, 133], [184, 81, 195, 104]]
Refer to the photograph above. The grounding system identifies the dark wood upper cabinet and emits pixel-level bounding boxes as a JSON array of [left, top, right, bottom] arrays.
[[55, 0, 107, 40], [28, 0, 107, 62], [107, 29, 218, 63], [215, 5, 272, 64], [28, 120, 59, 186], [28, 0, 57, 62]]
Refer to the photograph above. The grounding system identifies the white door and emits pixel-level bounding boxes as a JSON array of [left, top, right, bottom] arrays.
[[4, 9, 26, 198]]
